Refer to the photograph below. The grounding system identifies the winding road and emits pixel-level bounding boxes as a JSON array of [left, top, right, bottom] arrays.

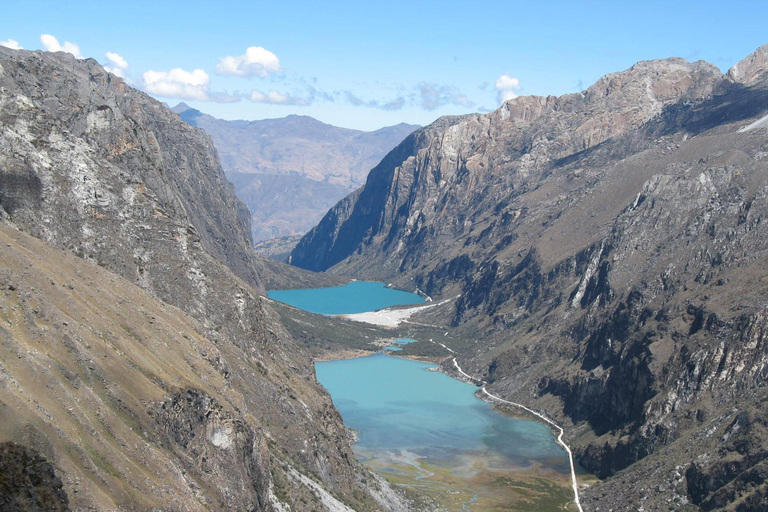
[[451, 358, 584, 512]]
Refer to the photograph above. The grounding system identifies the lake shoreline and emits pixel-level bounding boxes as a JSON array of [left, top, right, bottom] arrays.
[[268, 280, 426, 316], [335, 295, 457, 328], [313, 348, 377, 362], [316, 352, 575, 511], [314, 347, 447, 365], [274, 281, 576, 511]]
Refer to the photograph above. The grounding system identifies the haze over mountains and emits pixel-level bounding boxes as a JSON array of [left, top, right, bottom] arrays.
[[172, 103, 418, 242], [292, 46, 768, 511]]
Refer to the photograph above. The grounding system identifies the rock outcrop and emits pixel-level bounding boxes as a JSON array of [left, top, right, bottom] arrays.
[[727, 44, 768, 86], [0, 442, 68, 511], [173, 103, 418, 241], [291, 46, 768, 511], [0, 47, 407, 511]]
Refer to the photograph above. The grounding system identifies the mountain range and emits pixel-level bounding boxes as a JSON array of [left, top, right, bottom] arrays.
[[3, 38, 768, 512], [291, 45, 768, 511], [171, 103, 418, 242]]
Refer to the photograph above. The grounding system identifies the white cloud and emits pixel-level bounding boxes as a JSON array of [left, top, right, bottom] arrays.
[[40, 34, 82, 59], [344, 91, 377, 108], [418, 82, 474, 110], [0, 39, 22, 50], [382, 97, 406, 111], [342, 91, 405, 111], [217, 46, 282, 77], [249, 89, 308, 106], [143, 68, 241, 103], [143, 68, 211, 101], [495, 74, 521, 102], [104, 52, 128, 78]]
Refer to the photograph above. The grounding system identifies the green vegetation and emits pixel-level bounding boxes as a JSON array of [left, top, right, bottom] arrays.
[[272, 301, 394, 356]]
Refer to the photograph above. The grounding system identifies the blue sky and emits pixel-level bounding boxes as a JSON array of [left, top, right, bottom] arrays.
[[1, 0, 766, 130]]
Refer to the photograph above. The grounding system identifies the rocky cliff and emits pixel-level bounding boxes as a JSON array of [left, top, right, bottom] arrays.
[[172, 103, 418, 241], [0, 47, 408, 511], [291, 45, 768, 510]]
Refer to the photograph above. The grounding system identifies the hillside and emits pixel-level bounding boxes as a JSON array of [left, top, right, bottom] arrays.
[[172, 103, 418, 241], [0, 47, 408, 511], [291, 46, 768, 511]]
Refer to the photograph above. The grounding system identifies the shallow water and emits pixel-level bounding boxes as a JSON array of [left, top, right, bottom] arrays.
[[267, 281, 424, 314], [384, 337, 417, 351]]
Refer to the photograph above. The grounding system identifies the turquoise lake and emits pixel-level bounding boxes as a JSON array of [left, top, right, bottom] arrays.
[[271, 281, 574, 510], [316, 353, 568, 472], [267, 280, 425, 314], [384, 337, 417, 351]]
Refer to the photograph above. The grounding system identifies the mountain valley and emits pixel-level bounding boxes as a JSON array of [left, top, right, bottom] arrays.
[[1, 36, 768, 512], [172, 103, 418, 242]]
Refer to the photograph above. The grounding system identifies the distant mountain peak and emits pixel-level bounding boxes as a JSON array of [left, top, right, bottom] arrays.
[[171, 102, 203, 126], [727, 44, 768, 86], [170, 101, 192, 113], [173, 105, 419, 241]]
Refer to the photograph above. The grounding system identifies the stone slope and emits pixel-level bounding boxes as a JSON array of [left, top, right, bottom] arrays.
[[290, 46, 768, 511], [173, 103, 418, 241], [0, 47, 408, 511]]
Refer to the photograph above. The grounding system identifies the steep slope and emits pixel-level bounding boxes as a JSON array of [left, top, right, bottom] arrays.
[[291, 46, 768, 511], [172, 104, 418, 241], [0, 47, 408, 511], [291, 56, 725, 273], [0, 224, 275, 510]]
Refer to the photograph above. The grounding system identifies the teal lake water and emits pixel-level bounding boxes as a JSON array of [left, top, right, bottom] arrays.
[[384, 337, 417, 351], [267, 281, 424, 315], [276, 282, 573, 509], [316, 353, 568, 472]]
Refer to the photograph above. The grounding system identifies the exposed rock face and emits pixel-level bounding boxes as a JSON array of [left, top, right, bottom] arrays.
[[291, 57, 723, 273], [0, 49, 261, 293], [727, 44, 768, 86], [152, 389, 272, 509], [0, 443, 68, 511], [291, 46, 768, 511], [0, 47, 407, 511], [173, 103, 418, 241]]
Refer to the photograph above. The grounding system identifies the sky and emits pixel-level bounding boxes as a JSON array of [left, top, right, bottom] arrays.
[[1, 0, 766, 131]]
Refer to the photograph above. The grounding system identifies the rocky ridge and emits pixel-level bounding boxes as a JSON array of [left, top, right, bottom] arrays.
[[291, 45, 768, 511], [0, 47, 409, 511]]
